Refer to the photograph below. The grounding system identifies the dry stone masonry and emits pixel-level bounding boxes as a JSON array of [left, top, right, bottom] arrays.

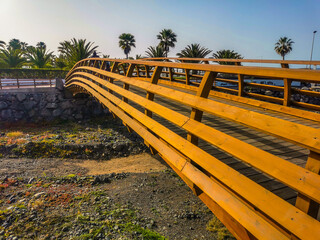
[[0, 79, 108, 122]]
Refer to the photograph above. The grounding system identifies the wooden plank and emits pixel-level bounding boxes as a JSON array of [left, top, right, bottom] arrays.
[[73, 67, 320, 154], [68, 80, 289, 240], [68, 74, 320, 205], [145, 66, 163, 117]]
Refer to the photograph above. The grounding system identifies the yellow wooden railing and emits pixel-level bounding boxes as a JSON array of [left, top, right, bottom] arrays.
[[66, 58, 320, 240]]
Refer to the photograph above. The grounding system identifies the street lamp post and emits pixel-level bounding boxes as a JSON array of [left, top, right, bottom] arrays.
[[309, 30, 317, 69]]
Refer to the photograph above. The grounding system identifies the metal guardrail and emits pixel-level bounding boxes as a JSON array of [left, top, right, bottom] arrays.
[[66, 58, 320, 239], [0, 78, 56, 89]]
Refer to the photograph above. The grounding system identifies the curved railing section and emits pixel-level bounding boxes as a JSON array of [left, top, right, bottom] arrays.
[[66, 58, 320, 240]]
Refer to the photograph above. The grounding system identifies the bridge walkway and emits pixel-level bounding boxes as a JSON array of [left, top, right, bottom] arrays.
[[66, 58, 320, 240], [114, 80, 317, 206]]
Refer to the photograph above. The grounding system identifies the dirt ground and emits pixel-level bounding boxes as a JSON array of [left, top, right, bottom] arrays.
[[0, 153, 234, 239]]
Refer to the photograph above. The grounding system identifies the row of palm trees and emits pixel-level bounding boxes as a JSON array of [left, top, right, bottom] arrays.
[[0, 30, 294, 69]]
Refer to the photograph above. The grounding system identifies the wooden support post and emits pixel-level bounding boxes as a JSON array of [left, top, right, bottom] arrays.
[[135, 65, 140, 77], [0, 78, 2, 89], [169, 67, 173, 82], [144, 66, 163, 117], [185, 69, 190, 85], [187, 71, 217, 145], [108, 62, 119, 94], [122, 64, 136, 103], [49, 79, 52, 87], [283, 78, 292, 106], [281, 63, 292, 106], [16, 79, 19, 88], [295, 151, 320, 218], [33, 79, 36, 88], [238, 74, 245, 97], [145, 65, 150, 78], [235, 62, 241, 66]]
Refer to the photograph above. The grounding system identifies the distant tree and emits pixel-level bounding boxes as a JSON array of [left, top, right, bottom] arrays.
[[20, 42, 29, 51], [145, 46, 166, 58], [36, 42, 46, 49], [54, 54, 67, 70], [26, 45, 54, 68], [177, 43, 212, 62], [8, 39, 22, 50], [118, 33, 136, 59], [135, 54, 142, 59], [58, 38, 98, 67], [0, 48, 26, 68], [102, 54, 110, 58], [274, 37, 294, 60], [212, 49, 243, 65], [157, 29, 177, 57]]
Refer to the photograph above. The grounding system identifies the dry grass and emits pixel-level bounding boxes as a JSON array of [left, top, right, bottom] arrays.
[[6, 131, 24, 138]]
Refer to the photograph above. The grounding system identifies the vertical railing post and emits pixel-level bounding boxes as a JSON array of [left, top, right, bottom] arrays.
[[238, 74, 244, 97], [283, 78, 292, 106], [122, 64, 136, 103], [108, 61, 119, 94], [17, 78, 19, 88], [169, 67, 173, 82], [185, 69, 190, 85], [135, 65, 140, 78], [0, 78, 2, 89], [145, 65, 150, 78], [187, 71, 217, 145], [281, 63, 291, 106], [144, 66, 163, 117]]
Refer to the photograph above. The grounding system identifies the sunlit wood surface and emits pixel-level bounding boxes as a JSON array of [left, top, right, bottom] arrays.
[[65, 58, 320, 240]]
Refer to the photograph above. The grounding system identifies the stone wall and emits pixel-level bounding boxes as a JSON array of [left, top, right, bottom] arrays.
[[0, 79, 108, 122]]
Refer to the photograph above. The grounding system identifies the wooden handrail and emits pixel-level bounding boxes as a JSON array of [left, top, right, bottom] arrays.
[[66, 59, 320, 240], [141, 57, 320, 66]]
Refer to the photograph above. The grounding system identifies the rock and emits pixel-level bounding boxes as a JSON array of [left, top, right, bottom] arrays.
[[1, 109, 12, 120], [75, 113, 83, 120], [46, 94, 56, 102], [16, 93, 26, 102], [46, 103, 58, 109], [0, 101, 8, 110], [265, 90, 273, 96], [61, 101, 73, 109], [53, 109, 62, 117], [40, 109, 51, 117], [23, 101, 36, 110]]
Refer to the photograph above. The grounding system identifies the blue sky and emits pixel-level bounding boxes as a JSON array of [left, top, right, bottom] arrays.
[[0, 0, 319, 60]]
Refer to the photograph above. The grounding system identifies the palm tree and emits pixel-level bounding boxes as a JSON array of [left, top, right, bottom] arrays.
[[54, 54, 67, 70], [118, 33, 136, 59], [145, 46, 166, 58], [0, 48, 26, 68], [135, 54, 142, 59], [157, 29, 177, 57], [212, 49, 243, 65], [36, 42, 46, 49], [26, 45, 54, 68], [274, 37, 294, 60], [58, 38, 98, 67], [177, 43, 212, 62], [0, 41, 6, 49], [8, 39, 22, 50]]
